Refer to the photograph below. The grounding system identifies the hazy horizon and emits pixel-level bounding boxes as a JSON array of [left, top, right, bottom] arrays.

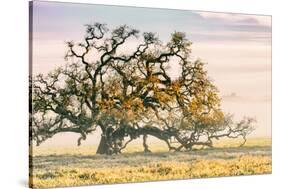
[[31, 1, 271, 146]]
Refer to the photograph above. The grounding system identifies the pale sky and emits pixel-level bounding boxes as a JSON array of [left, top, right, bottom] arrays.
[[31, 1, 271, 146]]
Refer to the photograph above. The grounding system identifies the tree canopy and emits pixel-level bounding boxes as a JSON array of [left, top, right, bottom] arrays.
[[30, 23, 255, 154]]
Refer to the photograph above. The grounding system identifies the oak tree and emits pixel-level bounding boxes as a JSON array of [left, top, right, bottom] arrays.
[[30, 23, 254, 154]]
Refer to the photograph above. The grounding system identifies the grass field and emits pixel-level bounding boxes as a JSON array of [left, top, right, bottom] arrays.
[[30, 138, 272, 188]]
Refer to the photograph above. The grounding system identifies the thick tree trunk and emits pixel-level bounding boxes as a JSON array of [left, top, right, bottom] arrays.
[[96, 135, 110, 155]]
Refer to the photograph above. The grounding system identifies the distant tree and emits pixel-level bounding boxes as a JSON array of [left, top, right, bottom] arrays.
[[31, 23, 255, 155]]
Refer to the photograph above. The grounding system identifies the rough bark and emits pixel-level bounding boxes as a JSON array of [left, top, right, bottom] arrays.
[[96, 135, 111, 155]]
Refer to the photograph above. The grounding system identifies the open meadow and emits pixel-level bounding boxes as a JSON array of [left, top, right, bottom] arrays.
[[29, 2, 272, 189], [30, 138, 272, 188]]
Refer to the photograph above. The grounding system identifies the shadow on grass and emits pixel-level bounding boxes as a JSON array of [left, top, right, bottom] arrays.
[[31, 145, 271, 170]]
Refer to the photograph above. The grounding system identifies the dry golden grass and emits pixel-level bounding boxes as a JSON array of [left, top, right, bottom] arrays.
[[30, 138, 272, 188]]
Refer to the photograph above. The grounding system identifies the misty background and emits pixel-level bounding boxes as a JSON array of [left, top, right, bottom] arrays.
[[31, 1, 271, 146]]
